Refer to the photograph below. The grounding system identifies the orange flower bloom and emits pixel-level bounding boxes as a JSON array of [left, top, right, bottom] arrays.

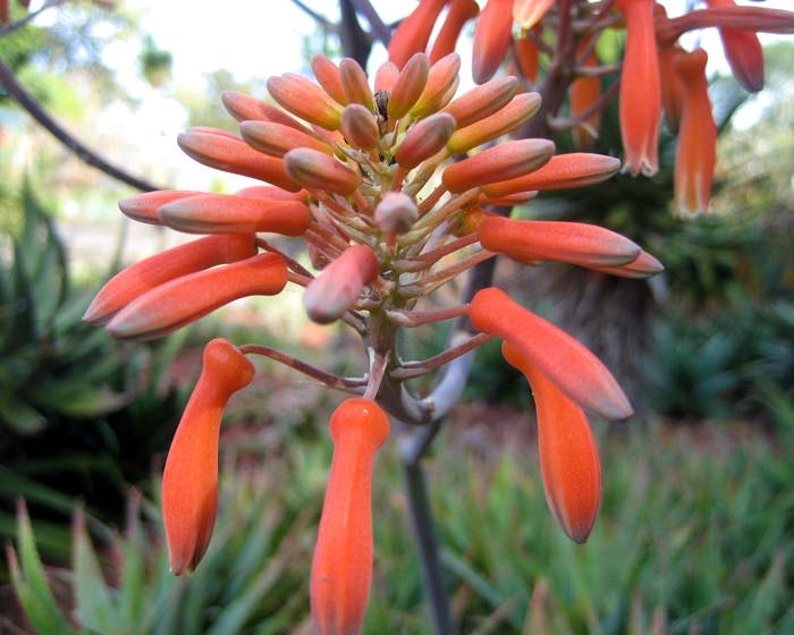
[[83, 234, 256, 324], [429, 0, 479, 64], [388, 0, 450, 68], [570, 45, 602, 150], [106, 252, 288, 340], [502, 342, 602, 543], [615, 0, 661, 176], [673, 48, 716, 218], [706, 0, 764, 93], [478, 216, 642, 269], [303, 245, 380, 324], [468, 287, 633, 420], [472, 0, 514, 84], [311, 398, 390, 635], [162, 338, 255, 575]]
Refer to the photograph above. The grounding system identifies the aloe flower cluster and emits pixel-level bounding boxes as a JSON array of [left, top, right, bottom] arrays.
[[84, 1, 794, 632]]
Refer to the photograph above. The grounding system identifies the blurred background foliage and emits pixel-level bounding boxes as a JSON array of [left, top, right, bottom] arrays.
[[0, 1, 792, 633]]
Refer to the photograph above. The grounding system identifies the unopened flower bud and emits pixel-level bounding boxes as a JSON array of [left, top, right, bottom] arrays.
[[341, 104, 381, 150], [442, 75, 518, 130], [472, 0, 513, 84], [267, 73, 343, 130], [340, 57, 375, 110], [374, 192, 419, 234], [411, 53, 461, 117], [240, 120, 334, 158], [442, 138, 555, 193], [284, 147, 361, 196], [394, 112, 456, 170], [388, 53, 430, 120], [304, 245, 379, 324]]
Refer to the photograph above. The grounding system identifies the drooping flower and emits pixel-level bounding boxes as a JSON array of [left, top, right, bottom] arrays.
[[615, 0, 661, 176], [162, 338, 255, 575], [705, 0, 765, 93], [673, 48, 716, 217], [311, 398, 390, 635], [471, 0, 514, 84], [502, 342, 602, 543]]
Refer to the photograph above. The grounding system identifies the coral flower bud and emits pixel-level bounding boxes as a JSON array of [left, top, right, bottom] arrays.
[[341, 104, 381, 150], [429, 0, 479, 64], [502, 342, 601, 544], [514, 0, 555, 31], [442, 76, 519, 130], [375, 63, 400, 97], [570, 46, 602, 150], [311, 55, 348, 105], [118, 190, 205, 225], [267, 73, 344, 130], [387, 53, 430, 121], [84, 234, 256, 324], [340, 58, 375, 110], [284, 148, 361, 196], [388, 0, 450, 68], [311, 398, 390, 635], [239, 120, 334, 158], [304, 245, 380, 324], [472, 0, 514, 84], [673, 48, 716, 218], [394, 112, 456, 170], [162, 338, 255, 575], [177, 128, 300, 192], [706, 0, 764, 93], [479, 217, 641, 268], [158, 195, 312, 236], [221, 91, 305, 130], [615, 0, 661, 176], [468, 287, 633, 420], [442, 138, 555, 193], [374, 192, 419, 234], [480, 153, 621, 199], [513, 35, 540, 83], [411, 53, 462, 117], [447, 91, 542, 154], [107, 252, 288, 340]]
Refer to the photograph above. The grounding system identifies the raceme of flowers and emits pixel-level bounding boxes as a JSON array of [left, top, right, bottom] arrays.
[[388, 0, 794, 217], [86, 48, 661, 635]]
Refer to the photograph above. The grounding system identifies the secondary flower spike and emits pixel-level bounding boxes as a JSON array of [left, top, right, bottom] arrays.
[[311, 398, 390, 635], [162, 339, 255, 575]]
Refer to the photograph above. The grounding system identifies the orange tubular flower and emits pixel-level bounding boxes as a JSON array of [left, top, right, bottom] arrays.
[[83, 234, 256, 324], [472, 0, 514, 84], [303, 245, 380, 324], [673, 48, 716, 218], [615, 0, 661, 176], [162, 338, 255, 575], [480, 152, 621, 199], [106, 252, 288, 340], [311, 398, 390, 635], [429, 0, 479, 64], [478, 216, 642, 268], [388, 0, 450, 68], [158, 194, 312, 236], [468, 287, 633, 420], [705, 0, 764, 93], [502, 342, 602, 544]]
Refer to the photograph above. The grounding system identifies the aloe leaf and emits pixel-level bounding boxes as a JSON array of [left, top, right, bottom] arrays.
[[73, 508, 117, 634], [7, 501, 75, 634]]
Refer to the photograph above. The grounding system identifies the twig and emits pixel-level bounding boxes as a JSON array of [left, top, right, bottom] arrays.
[[0, 58, 164, 192]]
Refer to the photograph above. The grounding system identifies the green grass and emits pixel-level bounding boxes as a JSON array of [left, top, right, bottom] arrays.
[[6, 411, 794, 634]]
